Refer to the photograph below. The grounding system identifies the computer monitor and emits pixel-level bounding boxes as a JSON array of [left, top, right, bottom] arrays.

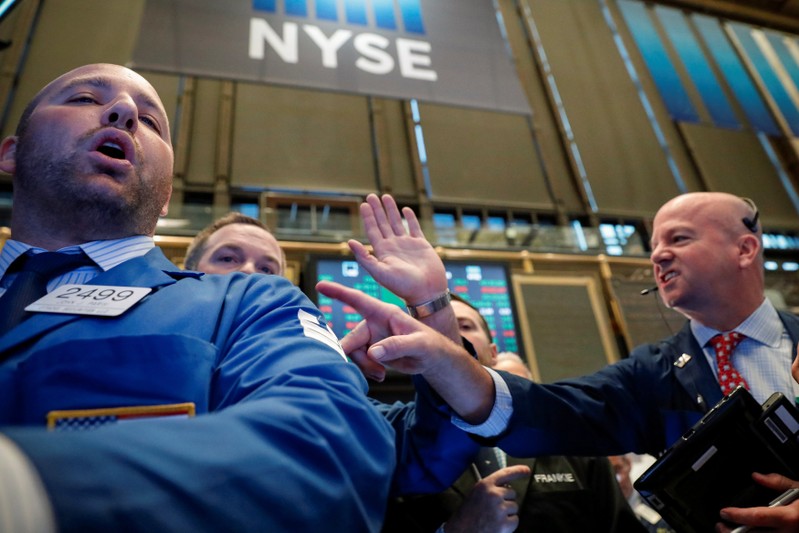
[[305, 256, 522, 354]]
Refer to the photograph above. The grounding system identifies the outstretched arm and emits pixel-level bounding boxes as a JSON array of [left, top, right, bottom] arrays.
[[317, 280, 495, 424]]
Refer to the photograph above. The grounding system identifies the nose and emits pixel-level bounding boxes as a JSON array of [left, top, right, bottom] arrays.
[[103, 96, 137, 133], [649, 242, 670, 266], [239, 261, 258, 275]]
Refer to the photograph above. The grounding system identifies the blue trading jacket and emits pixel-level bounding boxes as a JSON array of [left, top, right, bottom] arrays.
[[0, 247, 397, 532]]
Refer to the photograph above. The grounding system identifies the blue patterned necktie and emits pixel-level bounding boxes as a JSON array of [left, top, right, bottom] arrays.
[[0, 251, 93, 334]]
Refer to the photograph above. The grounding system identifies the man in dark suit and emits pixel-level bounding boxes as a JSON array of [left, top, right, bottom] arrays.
[[317, 192, 799, 532]]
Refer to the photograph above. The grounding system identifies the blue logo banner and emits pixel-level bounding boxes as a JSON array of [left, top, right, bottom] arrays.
[[131, 0, 529, 114]]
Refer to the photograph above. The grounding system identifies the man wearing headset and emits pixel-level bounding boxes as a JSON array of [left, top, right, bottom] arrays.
[[318, 191, 799, 532]]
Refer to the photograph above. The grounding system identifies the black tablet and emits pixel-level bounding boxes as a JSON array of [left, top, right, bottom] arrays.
[[633, 387, 799, 533]]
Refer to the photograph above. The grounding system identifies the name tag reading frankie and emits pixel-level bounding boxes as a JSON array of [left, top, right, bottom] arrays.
[[26, 284, 151, 316]]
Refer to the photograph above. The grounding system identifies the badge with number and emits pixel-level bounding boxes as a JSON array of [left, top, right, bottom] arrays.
[[26, 284, 151, 316]]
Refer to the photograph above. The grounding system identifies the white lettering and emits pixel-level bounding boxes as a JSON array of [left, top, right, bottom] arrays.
[[397, 38, 437, 81], [249, 19, 298, 63], [248, 19, 437, 82], [354, 33, 394, 75], [533, 473, 576, 483], [303, 26, 353, 68]]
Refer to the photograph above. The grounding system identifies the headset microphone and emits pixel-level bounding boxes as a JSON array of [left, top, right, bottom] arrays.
[[640, 286, 658, 296]]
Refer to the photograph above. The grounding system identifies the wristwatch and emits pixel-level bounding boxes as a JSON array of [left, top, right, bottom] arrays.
[[406, 290, 451, 319]]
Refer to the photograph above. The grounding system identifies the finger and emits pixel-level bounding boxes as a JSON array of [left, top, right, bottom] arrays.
[[360, 199, 386, 244], [348, 239, 390, 283], [348, 345, 386, 382], [751, 472, 799, 491], [402, 206, 426, 239], [369, 334, 422, 364], [347, 239, 369, 261], [713, 524, 731, 533], [366, 193, 392, 239], [367, 330, 440, 373], [316, 280, 388, 319], [348, 239, 381, 273], [490, 465, 532, 486], [337, 319, 373, 356], [335, 314, 388, 382], [793, 350, 799, 385], [719, 504, 787, 530], [380, 194, 407, 236], [501, 515, 520, 533], [502, 500, 520, 516]]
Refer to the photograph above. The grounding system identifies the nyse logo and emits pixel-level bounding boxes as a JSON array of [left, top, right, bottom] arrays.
[[249, 0, 438, 81]]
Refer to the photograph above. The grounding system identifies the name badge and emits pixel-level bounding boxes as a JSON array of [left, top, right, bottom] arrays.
[[26, 284, 151, 317]]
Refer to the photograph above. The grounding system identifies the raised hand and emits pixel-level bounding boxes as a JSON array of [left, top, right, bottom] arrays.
[[350, 193, 448, 306]]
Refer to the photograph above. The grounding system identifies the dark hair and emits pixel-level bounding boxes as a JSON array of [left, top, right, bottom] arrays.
[[450, 292, 493, 342], [184, 212, 284, 272]]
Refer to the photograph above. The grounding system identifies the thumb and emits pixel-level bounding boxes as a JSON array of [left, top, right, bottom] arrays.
[[490, 465, 532, 486], [368, 334, 418, 363], [368, 331, 435, 371]]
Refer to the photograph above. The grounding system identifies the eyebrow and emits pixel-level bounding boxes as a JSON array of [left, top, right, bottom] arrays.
[[54, 76, 164, 114], [213, 244, 280, 263]]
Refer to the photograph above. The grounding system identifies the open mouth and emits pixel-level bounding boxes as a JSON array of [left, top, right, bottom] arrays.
[[660, 271, 677, 285], [97, 141, 126, 160]]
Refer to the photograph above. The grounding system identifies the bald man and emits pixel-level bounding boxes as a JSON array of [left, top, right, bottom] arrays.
[[317, 192, 799, 532]]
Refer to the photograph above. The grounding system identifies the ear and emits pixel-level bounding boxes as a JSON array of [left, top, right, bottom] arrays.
[[159, 187, 173, 217], [489, 343, 499, 367], [0, 136, 18, 175], [738, 233, 760, 268]]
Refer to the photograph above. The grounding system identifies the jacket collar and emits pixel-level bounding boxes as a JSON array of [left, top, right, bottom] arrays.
[[0, 248, 198, 356]]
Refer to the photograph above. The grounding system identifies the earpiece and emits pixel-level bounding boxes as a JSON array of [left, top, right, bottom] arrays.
[[741, 197, 759, 233]]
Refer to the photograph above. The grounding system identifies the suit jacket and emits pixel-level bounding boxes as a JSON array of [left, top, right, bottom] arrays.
[[494, 312, 799, 457], [0, 248, 399, 532], [383, 454, 646, 533]]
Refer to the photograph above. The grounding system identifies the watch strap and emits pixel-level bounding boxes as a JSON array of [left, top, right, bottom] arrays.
[[406, 290, 451, 319]]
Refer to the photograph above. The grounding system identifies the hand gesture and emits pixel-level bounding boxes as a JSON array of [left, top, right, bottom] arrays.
[[317, 280, 495, 423], [444, 465, 532, 533], [350, 194, 448, 306], [317, 280, 466, 377]]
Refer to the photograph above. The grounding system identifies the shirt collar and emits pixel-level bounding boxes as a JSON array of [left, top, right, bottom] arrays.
[[691, 298, 782, 348], [0, 236, 154, 280]]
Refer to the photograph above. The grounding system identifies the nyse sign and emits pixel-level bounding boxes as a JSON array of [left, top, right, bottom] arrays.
[[132, 0, 529, 114], [249, 18, 437, 81]]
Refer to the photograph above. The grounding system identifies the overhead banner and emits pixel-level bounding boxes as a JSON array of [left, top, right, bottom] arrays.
[[130, 0, 531, 114]]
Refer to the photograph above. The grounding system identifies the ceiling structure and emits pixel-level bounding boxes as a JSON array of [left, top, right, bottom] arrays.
[[657, 0, 799, 33]]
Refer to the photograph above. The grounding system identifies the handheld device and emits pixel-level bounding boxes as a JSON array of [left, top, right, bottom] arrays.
[[729, 487, 799, 533]]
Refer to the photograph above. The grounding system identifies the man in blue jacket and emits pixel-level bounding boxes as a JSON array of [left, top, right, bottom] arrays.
[[183, 212, 498, 496], [0, 63, 396, 532], [317, 192, 799, 532]]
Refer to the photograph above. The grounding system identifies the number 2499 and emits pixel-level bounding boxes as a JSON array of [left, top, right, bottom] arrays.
[[56, 287, 134, 302]]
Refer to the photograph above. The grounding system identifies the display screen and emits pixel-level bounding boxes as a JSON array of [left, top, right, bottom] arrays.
[[306, 256, 521, 354]]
